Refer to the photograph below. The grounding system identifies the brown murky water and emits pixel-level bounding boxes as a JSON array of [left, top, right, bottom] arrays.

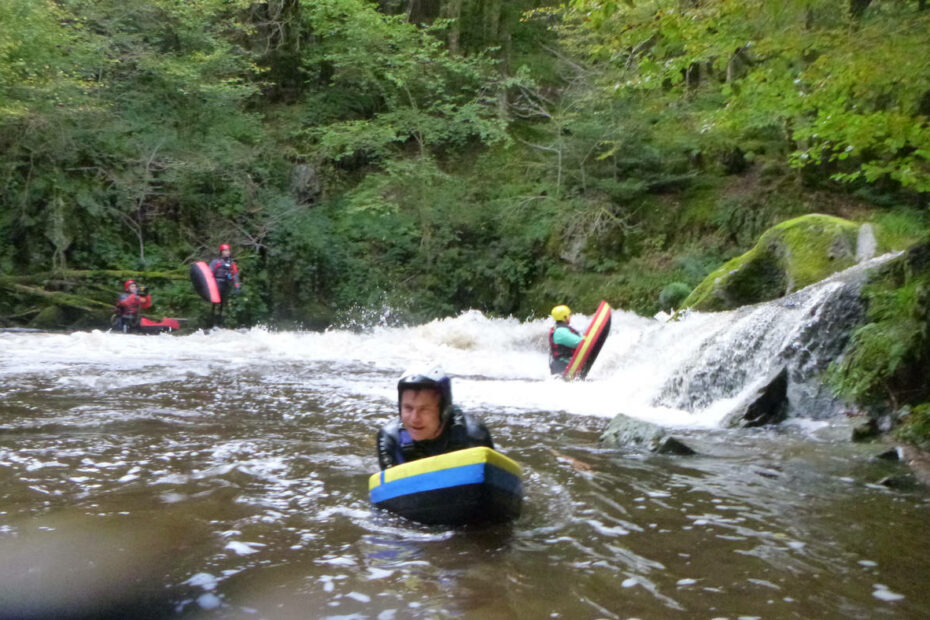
[[1, 330, 928, 619]]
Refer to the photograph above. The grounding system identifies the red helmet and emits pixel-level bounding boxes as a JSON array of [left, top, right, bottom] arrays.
[[124, 280, 136, 291], [219, 243, 231, 252]]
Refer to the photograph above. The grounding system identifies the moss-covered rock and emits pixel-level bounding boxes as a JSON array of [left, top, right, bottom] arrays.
[[682, 214, 878, 311], [897, 405, 930, 452], [30, 305, 66, 329], [828, 239, 930, 420]]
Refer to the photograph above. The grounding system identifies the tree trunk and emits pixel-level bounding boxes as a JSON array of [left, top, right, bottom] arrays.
[[47, 196, 71, 271], [406, 0, 441, 24], [483, 0, 501, 46], [441, 0, 464, 54], [2, 282, 112, 313]]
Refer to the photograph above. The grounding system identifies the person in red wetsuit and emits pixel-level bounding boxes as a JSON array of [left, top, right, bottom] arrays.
[[114, 280, 152, 333], [208, 243, 241, 327]]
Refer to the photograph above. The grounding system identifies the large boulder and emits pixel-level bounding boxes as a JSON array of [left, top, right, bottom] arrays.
[[600, 414, 667, 448], [683, 214, 880, 312], [600, 413, 696, 454]]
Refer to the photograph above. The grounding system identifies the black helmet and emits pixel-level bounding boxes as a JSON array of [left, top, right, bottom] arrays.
[[397, 365, 453, 424]]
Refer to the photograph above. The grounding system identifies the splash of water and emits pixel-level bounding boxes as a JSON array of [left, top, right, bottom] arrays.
[[0, 253, 898, 429]]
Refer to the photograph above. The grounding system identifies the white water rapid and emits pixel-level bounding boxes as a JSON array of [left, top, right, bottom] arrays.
[[0, 253, 898, 431]]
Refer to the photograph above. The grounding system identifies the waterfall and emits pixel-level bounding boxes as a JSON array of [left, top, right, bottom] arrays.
[[856, 223, 877, 262], [643, 253, 898, 424]]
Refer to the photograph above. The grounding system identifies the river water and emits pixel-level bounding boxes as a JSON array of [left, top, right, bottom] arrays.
[[0, 306, 928, 619]]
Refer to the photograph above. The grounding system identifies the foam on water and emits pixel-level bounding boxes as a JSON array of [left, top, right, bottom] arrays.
[[0, 254, 900, 429], [0, 309, 719, 425]]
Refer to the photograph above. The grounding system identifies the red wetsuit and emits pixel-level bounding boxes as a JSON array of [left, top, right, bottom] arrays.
[[115, 292, 152, 332]]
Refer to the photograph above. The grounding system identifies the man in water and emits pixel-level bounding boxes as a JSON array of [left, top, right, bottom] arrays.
[[114, 280, 152, 333], [548, 304, 583, 375], [376, 366, 494, 469], [209, 243, 241, 327]]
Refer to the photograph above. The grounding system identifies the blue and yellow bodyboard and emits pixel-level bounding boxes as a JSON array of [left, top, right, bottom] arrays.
[[369, 447, 523, 525]]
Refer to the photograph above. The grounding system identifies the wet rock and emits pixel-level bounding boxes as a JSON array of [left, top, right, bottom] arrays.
[[600, 413, 666, 449], [600, 415, 697, 455], [724, 366, 788, 428], [291, 164, 321, 206], [873, 447, 902, 462], [900, 445, 930, 487], [878, 474, 916, 490], [782, 283, 868, 420], [654, 437, 696, 456], [852, 419, 879, 442]]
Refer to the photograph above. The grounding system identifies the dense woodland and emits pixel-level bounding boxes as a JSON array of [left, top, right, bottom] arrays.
[[2, 1, 930, 439], [1, 0, 928, 327]]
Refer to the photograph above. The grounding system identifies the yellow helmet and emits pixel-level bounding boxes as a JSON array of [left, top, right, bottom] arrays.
[[551, 305, 571, 322]]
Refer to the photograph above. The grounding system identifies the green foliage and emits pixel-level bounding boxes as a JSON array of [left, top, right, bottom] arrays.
[[896, 404, 930, 452], [658, 282, 691, 312], [0, 0, 269, 278], [300, 0, 509, 163], [3, 0, 930, 334], [871, 209, 929, 251], [561, 0, 930, 195], [828, 241, 930, 409]]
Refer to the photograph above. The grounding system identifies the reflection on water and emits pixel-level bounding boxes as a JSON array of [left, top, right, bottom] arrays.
[[0, 328, 928, 618]]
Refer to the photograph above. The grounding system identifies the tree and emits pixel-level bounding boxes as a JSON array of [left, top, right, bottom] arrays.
[[560, 0, 930, 195]]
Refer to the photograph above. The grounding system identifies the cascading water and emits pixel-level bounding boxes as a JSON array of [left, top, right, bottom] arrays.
[[647, 252, 898, 424], [0, 252, 898, 430]]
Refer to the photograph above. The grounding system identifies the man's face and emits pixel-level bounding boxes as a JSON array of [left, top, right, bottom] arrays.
[[128, 283, 138, 294], [221, 249, 231, 258], [400, 388, 443, 441]]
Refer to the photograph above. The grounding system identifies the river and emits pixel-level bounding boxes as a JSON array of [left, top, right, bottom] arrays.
[[0, 304, 928, 618]]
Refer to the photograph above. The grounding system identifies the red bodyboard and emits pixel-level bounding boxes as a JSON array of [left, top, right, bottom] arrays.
[[563, 301, 612, 381], [190, 261, 221, 303], [138, 317, 180, 334]]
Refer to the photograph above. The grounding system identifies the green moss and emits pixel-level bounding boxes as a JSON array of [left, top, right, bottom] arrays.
[[525, 259, 682, 318], [870, 209, 929, 251], [896, 404, 930, 452], [658, 282, 691, 311], [827, 240, 930, 412], [683, 214, 876, 311], [30, 305, 65, 329]]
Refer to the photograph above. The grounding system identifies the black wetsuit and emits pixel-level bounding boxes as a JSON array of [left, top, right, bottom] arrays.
[[376, 406, 495, 470], [208, 256, 240, 327]]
